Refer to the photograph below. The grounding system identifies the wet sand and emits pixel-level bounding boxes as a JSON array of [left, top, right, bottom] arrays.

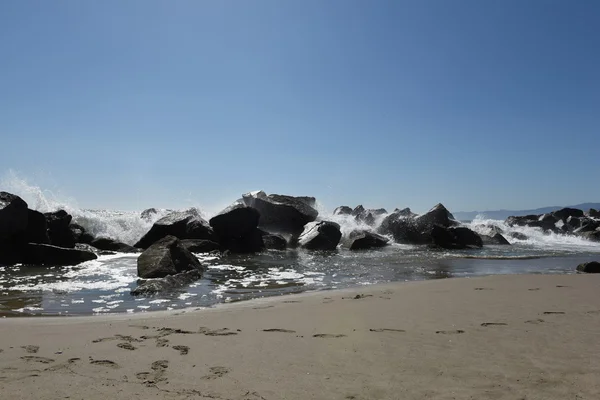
[[1, 274, 599, 399]]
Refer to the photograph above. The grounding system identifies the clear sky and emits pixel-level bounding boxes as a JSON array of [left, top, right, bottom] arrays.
[[1, 0, 599, 214]]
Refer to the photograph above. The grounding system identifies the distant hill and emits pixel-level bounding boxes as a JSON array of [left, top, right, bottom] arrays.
[[453, 203, 600, 221]]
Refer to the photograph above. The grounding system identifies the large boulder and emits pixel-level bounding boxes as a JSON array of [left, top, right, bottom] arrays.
[[354, 208, 387, 226], [131, 269, 203, 295], [298, 221, 341, 250], [90, 237, 138, 253], [25, 209, 49, 244], [589, 209, 600, 218], [141, 208, 158, 221], [349, 230, 389, 250], [509, 232, 528, 240], [180, 239, 220, 253], [333, 206, 352, 216], [134, 208, 216, 249], [394, 207, 416, 218], [431, 225, 483, 249], [45, 210, 75, 248], [575, 219, 600, 234], [69, 223, 94, 244], [209, 203, 264, 253], [565, 216, 582, 230], [576, 261, 600, 273], [552, 208, 584, 222], [23, 243, 97, 266], [415, 204, 458, 230], [242, 191, 318, 234], [505, 215, 539, 227], [0, 192, 28, 241], [379, 204, 457, 245], [137, 235, 203, 279]]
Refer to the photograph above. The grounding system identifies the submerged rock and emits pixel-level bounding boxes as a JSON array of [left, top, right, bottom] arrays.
[[576, 261, 600, 273], [298, 221, 341, 251], [131, 270, 203, 296], [509, 232, 528, 241], [262, 233, 287, 250], [137, 235, 203, 279], [90, 237, 138, 253], [349, 230, 389, 250], [481, 233, 511, 245], [134, 208, 216, 249], [23, 243, 97, 266], [242, 191, 318, 234], [431, 225, 483, 249]]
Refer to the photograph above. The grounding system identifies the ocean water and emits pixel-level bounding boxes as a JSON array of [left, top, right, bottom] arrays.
[[1, 176, 599, 317]]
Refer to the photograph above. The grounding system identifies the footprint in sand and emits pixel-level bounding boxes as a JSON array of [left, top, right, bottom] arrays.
[[369, 328, 406, 333], [68, 358, 80, 363], [21, 345, 39, 354], [252, 305, 274, 310], [525, 319, 545, 324], [481, 323, 507, 327], [343, 294, 372, 300], [543, 311, 565, 315], [435, 330, 465, 335], [117, 342, 137, 351], [283, 300, 301, 304], [262, 329, 296, 333], [322, 299, 334, 304], [528, 288, 540, 291], [379, 296, 391, 300], [21, 356, 54, 364], [90, 360, 120, 368], [474, 288, 493, 291], [313, 334, 346, 338], [151, 360, 169, 371], [156, 338, 169, 347], [172, 345, 189, 355], [198, 327, 238, 336], [586, 310, 600, 315], [201, 366, 230, 380], [556, 285, 570, 288]]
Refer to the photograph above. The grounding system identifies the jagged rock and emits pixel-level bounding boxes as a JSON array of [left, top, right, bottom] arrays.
[[431, 225, 483, 249], [539, 213, 558, 224], [134, 208, 216, 249], [589, 209, 600, 218], [0, 192, 28, 240], [505, 215, 539, 227], [137, 235, 203, 279], [131, 270, 203, 295], [509, 232, 528, 240], [415, 204, 458, 230], [90, 237, 138, 253], [262, 233, 287, 250], [575, 219, 600, 234], [379, 204, 458, 245], [298, 221, 341, 250], [180, 239, 220, 253], [481, 233, 511, 245], [333, 206, 352, 216], [25, 209, 49, 244], [45, 210, 75, 248], [394, 208, 416, 218], [565, 216, 581, 230], [576, 261, 600, 273], [23, 243, 97, 266], [349, 230, 389, 250], [354, 208, 387, 226], [242, 191, 318, 234], [70, 223, 94, 244], [552, 208, 584, 221], [75, 243, 116, 256], [141, 208, 158, 221]]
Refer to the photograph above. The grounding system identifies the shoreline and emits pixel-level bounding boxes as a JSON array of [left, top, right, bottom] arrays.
[[1, 274, 599, 399]]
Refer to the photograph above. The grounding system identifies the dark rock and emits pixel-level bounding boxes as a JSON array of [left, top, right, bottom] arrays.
[[209, 203, 261, 252], [509, 232, 528, 240], [298, 221, 341, 250], [70, 223, 94, 244], [0, 192, 28, 240], [45, 210, 75, 248], [131, 270, 203, 295], [242, 191, 318, 234], [552, 208, 584, 221], [90, 237, 138, 253], [565, 216, 581, 230], [576, 261, 600, 273], [262, 233, 287, 250], [589, 209, 600, 218], [134, 208, 216, 249], [378, 212, 422, 243], [141, 208, 158, 221], [539, 213, 558, 224], [75, 243, 116, 256], [351, 205, 365, 217], [575, 218, 600, 234], [481, 233, 511, 245], [394, 208, 416, 218], [137, 235, 203, 279], [415, 204, 458, 230], [349, 230, 389, 250], [25, 209, 49, 244], [23, 243, 97, 266], [333, 206, 352, 216], [431, 225, 483, 249], [579, 231, 600, 242], [180, 239, 220, 253], [505, 215, 539, 227], [294, 196, 317, 208], [354, 208, 387, 226]]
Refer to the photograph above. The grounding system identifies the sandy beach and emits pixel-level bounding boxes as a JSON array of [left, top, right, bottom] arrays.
[[1, 274, 599, 400]]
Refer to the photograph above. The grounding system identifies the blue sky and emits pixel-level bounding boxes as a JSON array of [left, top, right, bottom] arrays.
[[1, 0, 598, 213]]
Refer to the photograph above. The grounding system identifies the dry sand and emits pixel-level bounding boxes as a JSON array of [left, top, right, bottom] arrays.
[[1, 274, 599, 400]]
